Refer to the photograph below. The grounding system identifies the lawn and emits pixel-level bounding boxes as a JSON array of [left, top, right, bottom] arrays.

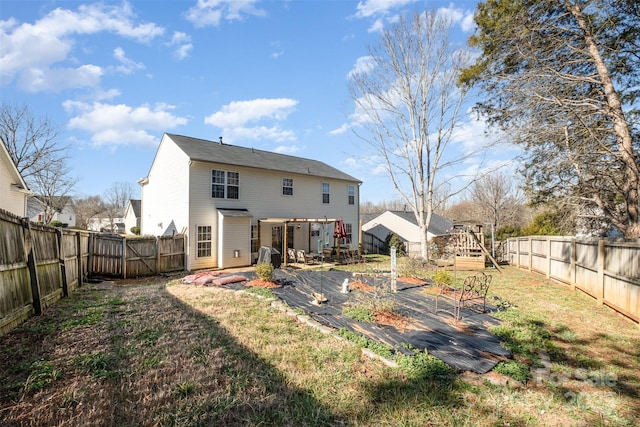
[[0, 259, 638, 426]]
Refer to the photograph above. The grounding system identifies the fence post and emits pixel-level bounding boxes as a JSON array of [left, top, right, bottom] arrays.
[[22, 219, 42, 316], [570, 238, 576, 291], [88, 233, 94, 280], [546, 236, 551, 279], [56, 228, 69, 297], [122, 237, 127, 279], [76, 231, 83, 287], [597, 239, 605, 305], [528, 237, 532, 272], [157, 236, 162, 275], [515, 238, 520, 268]]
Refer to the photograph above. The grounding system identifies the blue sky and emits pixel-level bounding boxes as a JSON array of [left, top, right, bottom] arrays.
[[1, 0, 518, 203]]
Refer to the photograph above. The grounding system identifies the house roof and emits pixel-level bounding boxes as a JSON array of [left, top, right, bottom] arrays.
[[129, 199, 141, 217], [166, 133, 361, 183], [389, 210, 453, 235], [27, 195, 72, 213], [363, 210, 453, 236]]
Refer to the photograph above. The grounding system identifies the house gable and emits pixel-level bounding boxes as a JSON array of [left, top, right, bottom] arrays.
[[362, 210, 453, 242], [1, 140, 32, 216]]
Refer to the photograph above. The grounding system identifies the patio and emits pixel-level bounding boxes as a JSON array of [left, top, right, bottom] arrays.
[[199, 268, 512, 374]]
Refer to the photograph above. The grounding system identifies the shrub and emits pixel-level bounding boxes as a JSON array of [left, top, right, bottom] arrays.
[[255, 262, 274, 281], [48, 220, 64, 227], [130, 226, 141, 235], [399, 256, 428, 277], [432, 270, 453, 286]]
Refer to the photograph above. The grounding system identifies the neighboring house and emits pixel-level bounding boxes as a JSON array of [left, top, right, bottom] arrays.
[[0, 140, 32, 216], [27, 195, 76, 226], [139, 133, 362, 271], [362, 210, 453, 257], [87, 213, 125, 233], [123, 199, 141, 234]]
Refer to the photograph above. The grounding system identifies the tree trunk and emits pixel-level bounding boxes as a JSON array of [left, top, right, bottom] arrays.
[[567, 1, 640, 237]]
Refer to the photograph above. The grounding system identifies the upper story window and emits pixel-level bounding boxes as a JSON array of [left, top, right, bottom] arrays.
[[282, 178, 294, 196], [322, 183, 330, 204], [347, 185, 355, 205], [212, 170, 239, 199]]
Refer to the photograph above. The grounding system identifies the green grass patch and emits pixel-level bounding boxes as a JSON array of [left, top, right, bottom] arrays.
[[337, 328, 393, 358], [342, 305, 375, 322], [493, 360, 530, 383], [73, 352, 120, 379]]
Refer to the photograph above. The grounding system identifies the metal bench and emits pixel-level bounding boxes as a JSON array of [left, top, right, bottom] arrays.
[[435, 272, 492, 320]]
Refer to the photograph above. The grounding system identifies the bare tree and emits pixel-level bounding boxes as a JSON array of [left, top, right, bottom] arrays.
[[349, 11, 475, 259], [72, 195, 107, 230], [0, 102, 76, 212], [103, 182, 133, 232], [471, 171, 527, 231]]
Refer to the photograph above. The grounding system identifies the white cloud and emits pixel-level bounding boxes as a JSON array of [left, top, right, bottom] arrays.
[[347, 55, 376, 78], [112, 47, 145, 74], [0, 2, 164, 91], [274, 144, 300, 154], [185, 0, 266, 28], [17, 64, 103, 93], [436, 5, 476, 33], [354, 0, 416, 19], [223, 126, 296, 143], [168, 31, 193, 60], [204, 98, 298, 143], [63, 101, 188, 146]]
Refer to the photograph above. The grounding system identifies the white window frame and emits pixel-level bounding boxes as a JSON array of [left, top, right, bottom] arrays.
[[211, 169, 239, 199], [347, 185, 355, 205], [282, 177, 294, 196], [322, 182, 330, 204], [196, 225, 212, 258]]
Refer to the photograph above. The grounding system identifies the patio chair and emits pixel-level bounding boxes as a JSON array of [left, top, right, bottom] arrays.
[[296, 249, 314, 264], [287, 248, 297, 263]]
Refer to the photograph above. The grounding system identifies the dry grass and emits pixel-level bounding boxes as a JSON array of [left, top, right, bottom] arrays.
[[0, 262, 638, 426]]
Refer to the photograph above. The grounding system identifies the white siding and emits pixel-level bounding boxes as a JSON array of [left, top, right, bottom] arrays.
[[140, 135, 190, 239], [0, 157, 28, 217], [363, 211, 420, 241], [123, 203, 139, 233], [217, 213, 251, 268], [187, 159, 359, 269]]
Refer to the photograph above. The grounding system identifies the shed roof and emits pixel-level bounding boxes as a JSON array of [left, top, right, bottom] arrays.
[[166, 133, 361, 183]]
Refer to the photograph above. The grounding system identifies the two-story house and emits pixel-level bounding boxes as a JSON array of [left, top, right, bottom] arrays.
[[139, 133, 361, 271]]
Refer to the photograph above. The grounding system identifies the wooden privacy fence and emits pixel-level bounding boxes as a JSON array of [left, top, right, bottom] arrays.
[[0, 209, 186, 335], [505, 236, 640, 324]]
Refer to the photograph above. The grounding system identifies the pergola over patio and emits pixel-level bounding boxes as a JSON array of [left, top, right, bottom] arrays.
[[258, 217, 349, 267]]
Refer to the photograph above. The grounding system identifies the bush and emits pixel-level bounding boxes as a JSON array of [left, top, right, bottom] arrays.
[[255, 262, 274, 281], [48, 220, 64, 227], [130, 226, 141, 235], [432, 270, 453, 286]]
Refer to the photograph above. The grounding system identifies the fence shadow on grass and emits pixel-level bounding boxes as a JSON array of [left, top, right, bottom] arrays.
[[0, 280, 342, 427]]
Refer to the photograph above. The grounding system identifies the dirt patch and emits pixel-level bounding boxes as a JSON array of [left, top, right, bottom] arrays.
[[398, 276, 428, 285], [245, 279, 281, 288], [349, 281, 376, 292], [375, 310, 409, 332]]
